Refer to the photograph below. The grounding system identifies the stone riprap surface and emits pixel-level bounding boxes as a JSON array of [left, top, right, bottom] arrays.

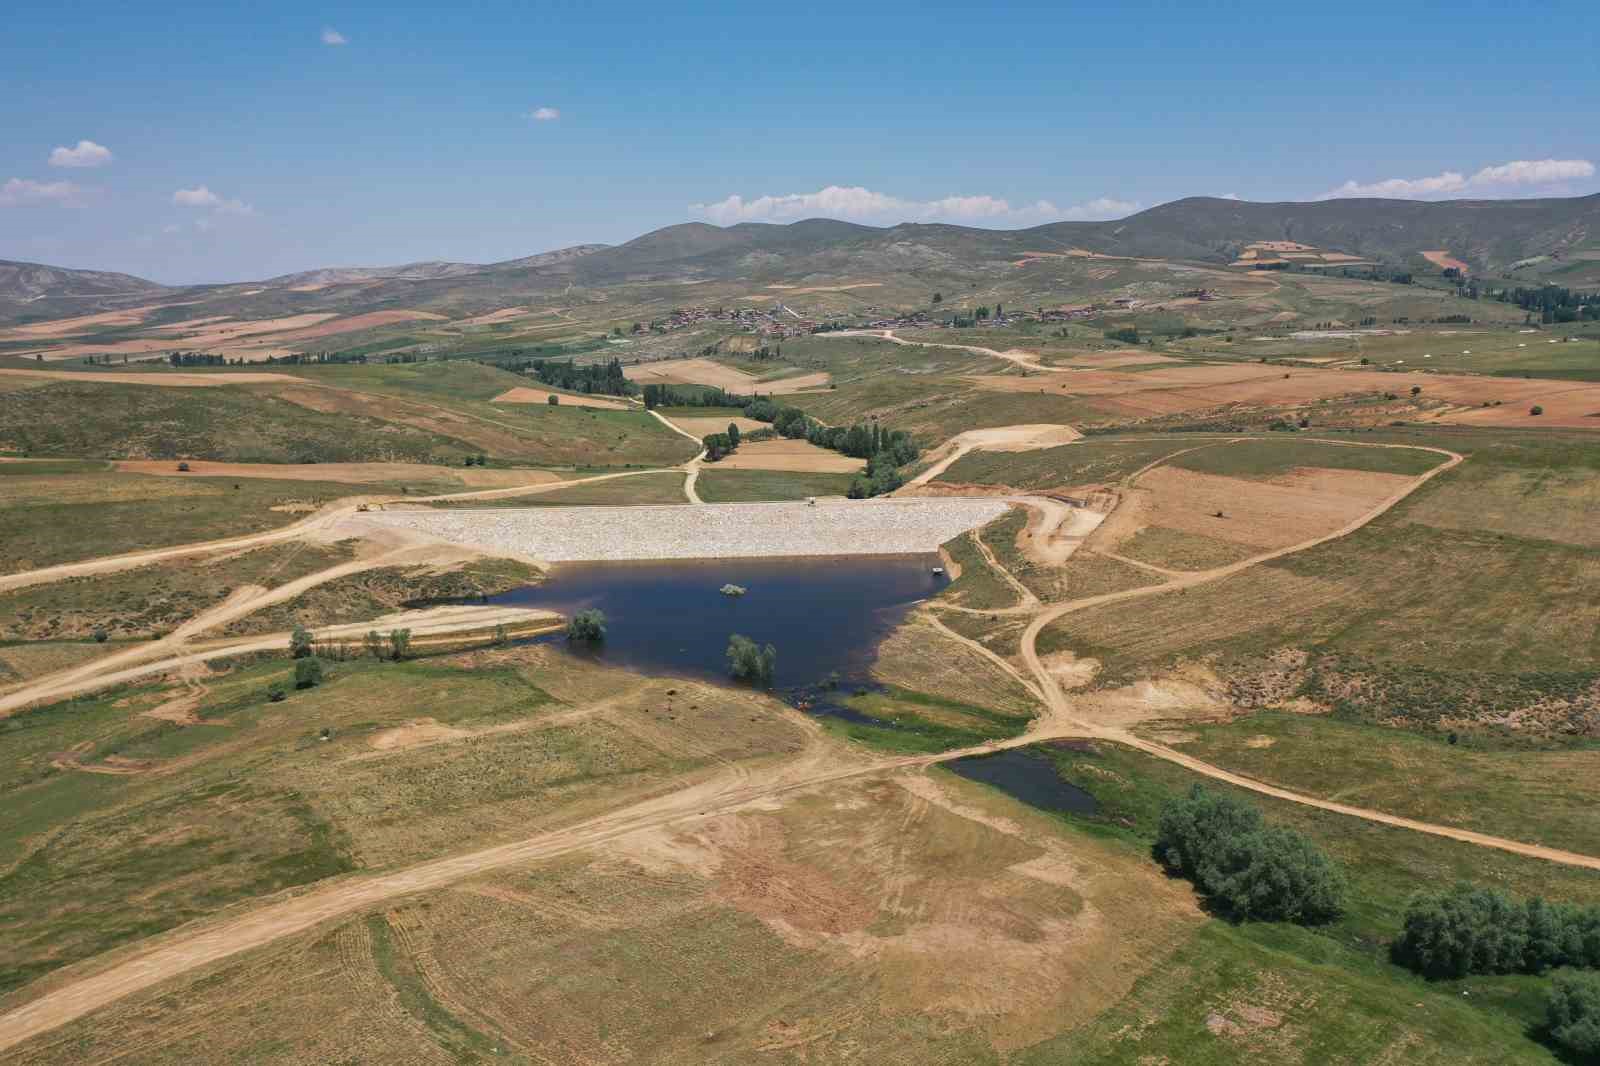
[[359, 498, 1011, 562]]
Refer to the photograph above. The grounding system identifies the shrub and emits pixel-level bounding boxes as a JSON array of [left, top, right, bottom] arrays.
[[267, 686, 286, 703], [176, 461, 190, 472], [290, 624, 314, 659], [548, 394, 559, 405], [1531, 405, 1544, 416], [1548, 971, 1600, 1061], [1155, 785, 1344, 924], [294, 656, 323, 689], [726, 633, 777, 686], [363, 630, 383, 659], [387, 628, 412, 660], [1104, 327, 1140, 344], [91, 627, 108, 643], [566, 609, 606, 643], [1393, 883, 1600, 977]]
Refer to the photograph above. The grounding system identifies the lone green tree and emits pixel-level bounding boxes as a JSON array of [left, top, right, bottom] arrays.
[[294, 656, 324, 690], [290, 624, 314, 659], [387, 628, 412, 661], [566, 609, 607, 643], [726, 634, 777, 686]]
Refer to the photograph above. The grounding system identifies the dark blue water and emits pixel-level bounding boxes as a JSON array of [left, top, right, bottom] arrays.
[[490, 555, 948, 706], [947, 749, 1100, 815]]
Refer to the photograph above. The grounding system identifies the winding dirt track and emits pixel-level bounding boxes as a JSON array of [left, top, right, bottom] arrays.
[[649, 409, 708, 503], [825, 328, 1066, 373], [4, 433, 1599, 1053]]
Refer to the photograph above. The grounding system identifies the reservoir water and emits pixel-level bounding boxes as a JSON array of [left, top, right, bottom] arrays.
[[947, 749, 1100, 815], [489, 555, 949, 696]]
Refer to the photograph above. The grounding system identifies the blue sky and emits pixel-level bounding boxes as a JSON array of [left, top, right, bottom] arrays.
[[4, 0, 1597, 283]]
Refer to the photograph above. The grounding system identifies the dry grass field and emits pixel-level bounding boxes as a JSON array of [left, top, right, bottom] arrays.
[[3, 240, 1599, 1064], [623, 357, 831, 393], [710, 438, 865, 472]]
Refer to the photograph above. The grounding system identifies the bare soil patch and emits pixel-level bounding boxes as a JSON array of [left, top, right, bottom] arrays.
[[457, 306, 530, 326], [490, 387, 631, 410], [1119, 466, 1414, 552], [1060, 350, 1183, 368], [1422, 250, 1470, 272], [665, 415, 766, 437], [0, 368, 303, 388], [367, 717, 472, 751], [274, 310, 449, 341], [0, 303, 171, 339], [712, 438, 865, 472], [624, 357, 831, 393]]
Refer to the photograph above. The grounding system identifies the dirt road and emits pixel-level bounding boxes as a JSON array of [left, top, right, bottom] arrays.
[[649, 410, 708, 503], [904, 423, 1082, 487], [7, 431, 1597, 1053], [824, 329, 1068, 373]]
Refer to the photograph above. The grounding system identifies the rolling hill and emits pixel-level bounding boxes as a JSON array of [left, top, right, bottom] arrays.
[[4, 194, 1595, 330]]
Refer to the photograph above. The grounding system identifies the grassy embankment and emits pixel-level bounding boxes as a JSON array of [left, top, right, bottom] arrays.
[[971, 739, 1600, 1064], [1038, 430, 1600, 738], [0, 645, 802, 1000]]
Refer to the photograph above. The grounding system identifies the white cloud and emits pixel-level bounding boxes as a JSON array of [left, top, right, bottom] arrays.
[[172, 185, 254, 215], [48, 140, 113, 168], [1323, 158, 1595, 200], [321, 27, 347, 46], [1055, 196, 1140, 220], [530, 107, 560, 121], [1469, 158, 1594, 187], [0, 177, 84, 207], [1220, 192, 1243, 201], [691, 185, 1135, 227]]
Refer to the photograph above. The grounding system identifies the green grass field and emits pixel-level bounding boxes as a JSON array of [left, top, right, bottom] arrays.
[[427, 471, 687, 507], [694, 468, 854, 502], [983, 740, 1600, 1063], [1, 471, 374, 574], [0, 540, 358, 640]]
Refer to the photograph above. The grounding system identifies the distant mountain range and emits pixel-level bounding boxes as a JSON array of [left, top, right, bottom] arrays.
[[5, 193, 1596, 313]]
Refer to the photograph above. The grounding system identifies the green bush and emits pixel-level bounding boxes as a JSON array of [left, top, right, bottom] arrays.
[[290, 624, 314, 659], [1155, 785, 1345, 924], [726, 633, 777, 686], [294, 656, 324, 690], [566, 609, 606, 643], [1393, 883, 1600, 978], [1548, 971, 1600, 1061]]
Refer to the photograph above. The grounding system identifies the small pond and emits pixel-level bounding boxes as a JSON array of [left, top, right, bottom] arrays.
[[490, 555, 948, 707], [947, 749, 1100, 815]]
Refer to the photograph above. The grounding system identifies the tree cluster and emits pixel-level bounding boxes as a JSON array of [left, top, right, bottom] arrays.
[[527, 357, 636, 397], [1155, 786, 1345, 924], [641, 383, 749, 409], [701, 422, 742, 462], [1392, 883, 1600, 979], [742, 399, 919, 498], [1491, 284, 1600, 323], [1548, 970, 1600, 1061], [726, 633, 776, 686]]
